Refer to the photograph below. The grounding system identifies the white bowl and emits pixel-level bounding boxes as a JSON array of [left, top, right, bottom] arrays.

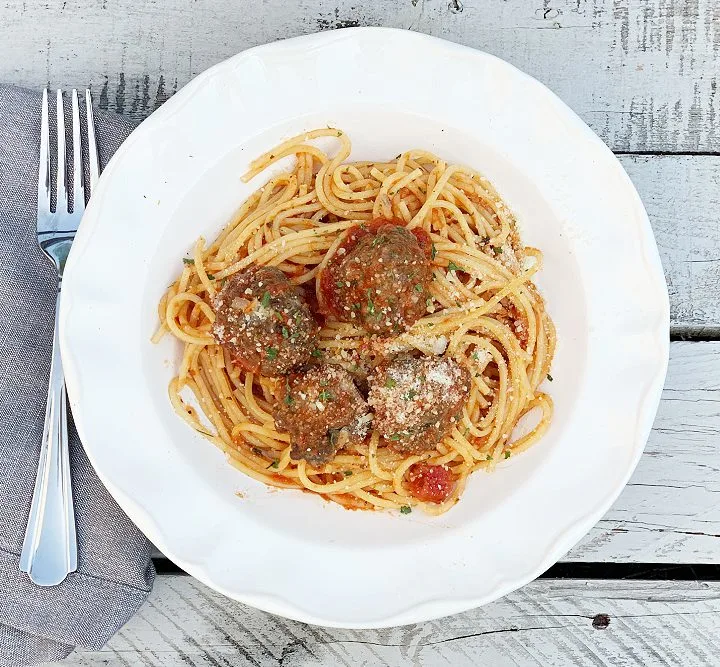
[[60, 27, 669, 628]]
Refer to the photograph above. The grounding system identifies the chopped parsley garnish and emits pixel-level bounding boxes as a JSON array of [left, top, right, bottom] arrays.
[[400, 505, 412, 515], [463, 427, 470, 437], [547, 373, 554, 382], [431, 243, 437, 260], [384, 378, 397, 388], [343, 470, 353, 477], [403, 389, 418, 401], [284, 394, 295, 407], [206, 273, 215, 280], [261, 291, 271, 308], [493, 246, 503, 256], [352, 302, 362, 311], [414, 283, 423, 293], [389, 433, 403, 441], [366, 290, 375, 315], [268, 460, 279, 469], [266, 347, 278, 360], [447, 260, 466, 273], [311, 348, 323, 358], [371, 235, 385, 248], [486, 454, 493, 461], [281, 326, 289, 339], [336, 280, 345, 289], [182, 258, 194, 265], [318, 389, 333, 402], [504, 451, 511, 459], [319, 379, 329, 387], [472, 352, 479, 360], [336, 130, 342, 137]]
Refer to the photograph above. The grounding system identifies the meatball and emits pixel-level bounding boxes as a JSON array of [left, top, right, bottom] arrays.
[[274, 365, 371, 466], [319, 220, 432, 335], [368, 355, 471, 453], [212, 266, 317, 377]]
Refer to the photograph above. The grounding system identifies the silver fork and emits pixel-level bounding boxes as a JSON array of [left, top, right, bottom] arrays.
[[20, 89, 99, 586]]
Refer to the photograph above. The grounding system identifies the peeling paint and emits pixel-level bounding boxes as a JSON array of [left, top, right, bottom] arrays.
[[155, 74, 169, 110], [613, 0, 629, 54], [98, 76, 108, 111], [316, 7, 362, 30], [115, 71, 125, 115]]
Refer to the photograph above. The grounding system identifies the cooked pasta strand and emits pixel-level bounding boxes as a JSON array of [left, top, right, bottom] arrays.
[[157, 129, 555, 514]]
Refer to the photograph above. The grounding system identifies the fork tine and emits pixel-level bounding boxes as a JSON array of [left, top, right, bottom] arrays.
[[85, 90, 99, 191], [37, 89, 51, 215], [71, 90, 84, 214], [55, 90, 68, 214]]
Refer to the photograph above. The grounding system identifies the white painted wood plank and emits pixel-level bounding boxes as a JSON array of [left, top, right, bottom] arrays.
[[1, 0, 719, 152], [51, 575, 720, 667], [619, 155, 720, 335], [568, 341, 720, 562]]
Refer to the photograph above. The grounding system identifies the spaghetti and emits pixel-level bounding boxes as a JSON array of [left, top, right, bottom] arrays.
[[155, 128, 556, 515]]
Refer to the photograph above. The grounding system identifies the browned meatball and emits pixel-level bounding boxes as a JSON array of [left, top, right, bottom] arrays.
[[319, 220, 432, 335], [274, 365, 371, 466], [368, 355, 471, 453], [212, 266, 317, 377]]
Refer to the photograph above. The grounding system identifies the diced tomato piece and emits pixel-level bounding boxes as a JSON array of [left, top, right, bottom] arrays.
[[406, 463, 455, 503]]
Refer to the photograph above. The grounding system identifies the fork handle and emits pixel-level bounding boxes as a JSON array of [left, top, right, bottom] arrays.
[[20, 289, 77, 586]]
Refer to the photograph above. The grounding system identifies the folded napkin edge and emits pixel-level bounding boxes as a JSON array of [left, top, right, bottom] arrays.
[[1, 501, 153, 651], [0, 545, 154, 595]]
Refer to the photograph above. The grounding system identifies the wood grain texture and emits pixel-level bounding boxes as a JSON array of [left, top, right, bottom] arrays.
[[568, 341, 720, 563], [2, 3, 718, 330], [1, 0, 720, 152], [53, 575, 720, 666], [619, 156, 720, 336]]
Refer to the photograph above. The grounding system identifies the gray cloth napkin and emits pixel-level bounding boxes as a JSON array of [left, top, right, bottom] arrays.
[[0, 85, 154, 666]]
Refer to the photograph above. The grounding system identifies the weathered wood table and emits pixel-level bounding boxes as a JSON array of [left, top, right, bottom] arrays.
[[3, 1, 719, 664]]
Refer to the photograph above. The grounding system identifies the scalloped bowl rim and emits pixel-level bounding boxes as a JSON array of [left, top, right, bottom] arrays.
[[60, 28, 669, 628]]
